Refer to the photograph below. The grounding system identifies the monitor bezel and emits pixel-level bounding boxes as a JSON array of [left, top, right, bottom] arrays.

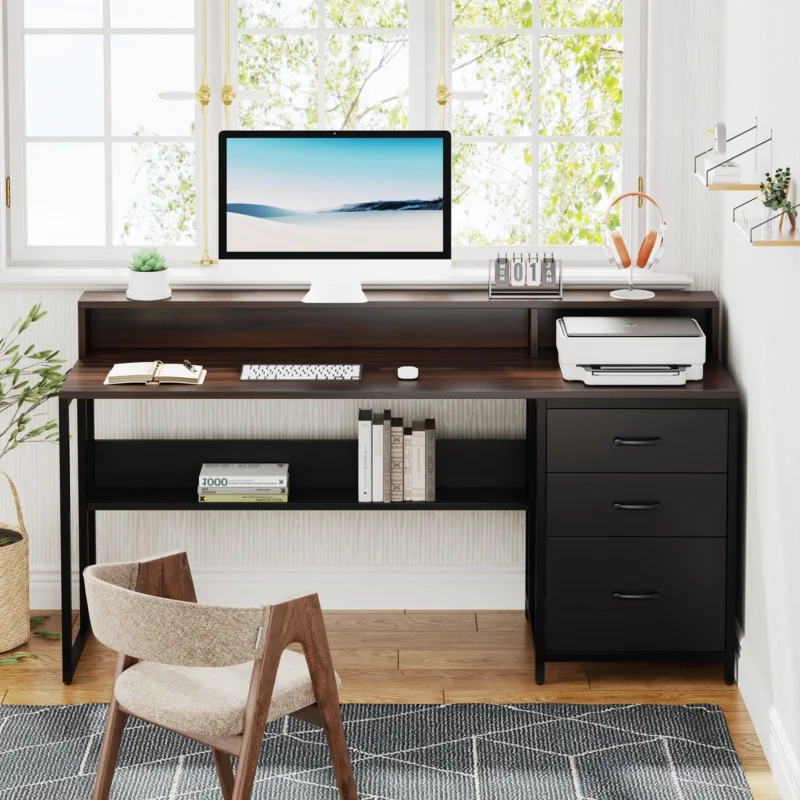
[[219, 130, 451, 260]]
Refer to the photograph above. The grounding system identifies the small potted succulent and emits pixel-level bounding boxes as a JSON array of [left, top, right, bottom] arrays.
[[127, 248, 171, 301]]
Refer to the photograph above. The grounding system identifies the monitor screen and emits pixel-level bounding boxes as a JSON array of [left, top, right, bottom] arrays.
[[220, 131, 450, 259]]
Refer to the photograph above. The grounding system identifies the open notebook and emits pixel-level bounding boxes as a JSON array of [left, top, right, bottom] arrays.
[[104, 361, 206, 386]]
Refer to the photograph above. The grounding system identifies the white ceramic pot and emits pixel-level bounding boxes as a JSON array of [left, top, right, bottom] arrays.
[[126, 269, 171, 301]]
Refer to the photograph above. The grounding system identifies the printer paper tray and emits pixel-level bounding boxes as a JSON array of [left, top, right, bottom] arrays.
[[561, 364, 691, 386]]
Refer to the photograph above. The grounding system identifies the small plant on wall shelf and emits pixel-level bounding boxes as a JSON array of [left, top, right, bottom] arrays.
[[760, 167, 796, 228]]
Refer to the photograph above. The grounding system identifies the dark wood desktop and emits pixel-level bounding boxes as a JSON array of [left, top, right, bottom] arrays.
[[59, 289, 739, 686]]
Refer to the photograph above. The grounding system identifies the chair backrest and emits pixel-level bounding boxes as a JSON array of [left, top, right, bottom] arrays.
[[84, 556, 269, 668]]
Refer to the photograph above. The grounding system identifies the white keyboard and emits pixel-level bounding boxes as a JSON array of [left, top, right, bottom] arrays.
[[240, 364, 362, 381]]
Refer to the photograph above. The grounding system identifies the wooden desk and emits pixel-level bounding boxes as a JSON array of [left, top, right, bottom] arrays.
[[59, 290, 739, 685]]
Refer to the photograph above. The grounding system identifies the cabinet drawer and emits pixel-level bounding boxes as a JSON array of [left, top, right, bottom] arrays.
[[547, 409, 728, 473], [547, 474, 727, 538], [545, 538, 725, 653]]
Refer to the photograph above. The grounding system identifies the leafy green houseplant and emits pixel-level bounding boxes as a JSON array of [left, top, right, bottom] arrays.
[[0, 304, 66, 462], [760, 168, 796, 231], [0, 305, 66, 654], [127, 247, 172, 301]]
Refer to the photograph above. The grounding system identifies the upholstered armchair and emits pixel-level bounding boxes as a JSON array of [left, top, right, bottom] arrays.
[[84, 551, 357, 800]]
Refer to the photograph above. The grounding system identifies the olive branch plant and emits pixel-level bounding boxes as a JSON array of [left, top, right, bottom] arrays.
[[0, 304, 67, 464]]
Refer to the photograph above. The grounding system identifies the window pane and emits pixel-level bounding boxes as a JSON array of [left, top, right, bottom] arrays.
[[238, 0, 317, 28], [25, 35, 104, 136], [539, 141, 621, 245], [452, 35, 532, 136], [326, 0, 407, 28], [539, 34, 623, 137], [27, 143, 105, 245], [110, 0, 193, 28], [452, 0, 532, 29], [325, 35, 408, 130], [24, 0, 101, 28], [113, 142, 196, 245], [453, 142, 531, 246], [238, 34, 318, 129], [540, 0, 623, 28], [111, 35, 195, 136]]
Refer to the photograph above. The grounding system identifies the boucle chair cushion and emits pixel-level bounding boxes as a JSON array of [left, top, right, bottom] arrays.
[[114, 649, 342, 736]]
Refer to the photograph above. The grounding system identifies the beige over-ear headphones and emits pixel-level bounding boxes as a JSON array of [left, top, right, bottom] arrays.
[[603, 192, 667, 269]]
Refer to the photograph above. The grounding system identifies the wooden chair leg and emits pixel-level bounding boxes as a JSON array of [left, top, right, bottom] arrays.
[[301, 597, 358, 800], [233, 595, 358, 800], [318, 689, 357, 799], [92, 695, 128, 800], [211, 748, 235, 800], [232, 646, 283, 800], [93, 652, 136, 800]]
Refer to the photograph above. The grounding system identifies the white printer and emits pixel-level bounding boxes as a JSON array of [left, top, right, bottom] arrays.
[[557, 316, 706, 386]]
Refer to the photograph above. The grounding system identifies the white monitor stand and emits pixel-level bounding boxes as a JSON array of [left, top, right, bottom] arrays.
[[297, 259, 453, 303], [303, 281, 369, 303]]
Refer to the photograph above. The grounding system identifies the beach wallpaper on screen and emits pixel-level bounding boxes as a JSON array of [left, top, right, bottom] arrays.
[[225, 137, 444, 253]]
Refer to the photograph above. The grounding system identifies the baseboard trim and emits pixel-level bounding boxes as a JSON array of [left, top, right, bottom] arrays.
[[30, 564, 525, 611], [738, 627, 800, 800]]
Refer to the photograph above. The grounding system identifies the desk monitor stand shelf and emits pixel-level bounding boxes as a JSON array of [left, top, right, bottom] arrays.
[[59, 289, 739, 686]]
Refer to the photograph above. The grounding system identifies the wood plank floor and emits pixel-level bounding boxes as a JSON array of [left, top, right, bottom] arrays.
[[0, 611, 780, 799]]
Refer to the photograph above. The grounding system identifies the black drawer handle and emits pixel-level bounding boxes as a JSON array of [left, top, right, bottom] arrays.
[[613, 502, 661, 511], [613, 437, 662, 446], [613, 592, 661, 601]]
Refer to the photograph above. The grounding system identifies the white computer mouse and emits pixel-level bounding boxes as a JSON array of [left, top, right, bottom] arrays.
[[397, 366, 419, 380]]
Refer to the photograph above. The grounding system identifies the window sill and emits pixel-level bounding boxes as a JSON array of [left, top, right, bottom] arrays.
[[0, 262, 694, 291]]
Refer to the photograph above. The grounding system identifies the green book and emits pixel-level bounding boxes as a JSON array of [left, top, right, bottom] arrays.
[[197, 494, 289, 503]]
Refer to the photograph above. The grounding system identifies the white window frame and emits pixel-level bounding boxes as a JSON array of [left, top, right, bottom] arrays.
[[5, 0, 205, 266], [229, 0, 428, 131], [2, 0, 645, 275], [442, 0, 646, 265]]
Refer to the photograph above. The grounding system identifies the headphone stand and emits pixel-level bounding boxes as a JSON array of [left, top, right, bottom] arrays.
[[611, 288, 656, 300], [610, 262, 655, 300]]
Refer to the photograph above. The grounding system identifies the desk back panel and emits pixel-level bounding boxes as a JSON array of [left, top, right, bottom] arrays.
[[84, 307, 530, 352], [93, 439, 527, 491]]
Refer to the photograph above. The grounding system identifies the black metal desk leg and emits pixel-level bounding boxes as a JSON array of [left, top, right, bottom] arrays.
[[77, 399, 92, 634], [59, 398, 73, 684], [86, 400, 96, 567], [60, 398, 93, 685]]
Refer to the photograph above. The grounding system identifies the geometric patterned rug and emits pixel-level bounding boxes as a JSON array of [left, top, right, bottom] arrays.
[[0, 703, 753, 799]]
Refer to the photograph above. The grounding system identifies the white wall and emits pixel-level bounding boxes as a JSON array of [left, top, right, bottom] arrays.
[[646, 0, 723, 292], [716, 3, 800, 798], [647, 1, 800, 797]]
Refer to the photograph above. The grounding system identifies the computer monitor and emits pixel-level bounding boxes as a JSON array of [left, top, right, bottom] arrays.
[[219, 131, 451, 302]]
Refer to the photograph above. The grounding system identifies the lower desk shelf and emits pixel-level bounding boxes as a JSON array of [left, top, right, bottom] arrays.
[[90, 438, 529, 511], [88, 486, 528, 511]]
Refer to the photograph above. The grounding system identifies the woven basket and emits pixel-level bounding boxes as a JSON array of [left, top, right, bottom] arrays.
[[0, 470, 30, 653]]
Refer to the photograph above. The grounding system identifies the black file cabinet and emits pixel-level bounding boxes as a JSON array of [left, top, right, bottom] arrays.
[[529, 400, 739, 685]]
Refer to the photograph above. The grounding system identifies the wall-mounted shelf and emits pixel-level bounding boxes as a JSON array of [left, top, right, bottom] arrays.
[[694, 172, 761, 192], [694, 121, 771, 191], [733, 197, 800, 246]]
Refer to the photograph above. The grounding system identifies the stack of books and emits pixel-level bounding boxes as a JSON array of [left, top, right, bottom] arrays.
[[197, 463, 289, 503], [358, 410, 435, 503]]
